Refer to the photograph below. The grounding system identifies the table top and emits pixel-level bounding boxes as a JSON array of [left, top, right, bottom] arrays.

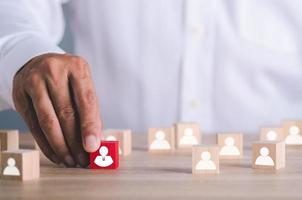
[[0, 133, 302, 200]]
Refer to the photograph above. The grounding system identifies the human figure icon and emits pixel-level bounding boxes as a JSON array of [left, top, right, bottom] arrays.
[[266, 130, 277, 141], [106, 135, 122, 154], [150, 130, 171, 150], [219, 137, 240, 156], [3, 157, 20, 176], [195, 151, 216, 170], [94, 146, 114, 167], [179, 128, 198, 145], [285, 125, 302, 144], [255, 147, 274, 166]]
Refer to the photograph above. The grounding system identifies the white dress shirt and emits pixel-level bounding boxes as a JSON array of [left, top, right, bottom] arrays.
[[1, 0, 302, 133]]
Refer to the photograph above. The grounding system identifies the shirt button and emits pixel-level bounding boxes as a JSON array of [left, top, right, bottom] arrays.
[[190, 99, 199, 109], [191, 24, 205, 36]]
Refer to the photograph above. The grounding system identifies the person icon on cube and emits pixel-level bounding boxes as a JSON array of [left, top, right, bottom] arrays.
[[195, 151, 216, 170], [255, 147, 274, 166], [150, 130, 171, 150], [220, 137, 240, 156], [3, 157, 20, 176], [94, 146, 114, 167], [106, 135, 122, 155], [179, 128, 198, 145], [266, 130, 277, 141], [285, 125, 302, 144]]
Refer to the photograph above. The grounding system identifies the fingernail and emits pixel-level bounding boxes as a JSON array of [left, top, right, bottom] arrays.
[[65, 155, 76, 167], [78, 152, 89, 167], [85, 135, 99, 152], [51, 155, 61, 165]]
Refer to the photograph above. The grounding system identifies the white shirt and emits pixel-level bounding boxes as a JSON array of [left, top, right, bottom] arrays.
[[1, 0, 302, 133]]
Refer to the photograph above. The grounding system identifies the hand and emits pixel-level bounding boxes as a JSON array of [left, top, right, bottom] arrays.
[[13, 53, 102, 167]]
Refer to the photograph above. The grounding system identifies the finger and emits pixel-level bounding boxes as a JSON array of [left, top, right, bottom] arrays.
[[26, 78, 76, 167], [69, 57, 102, 152], [46, 75, 89, 167], [13, 89, 61, 165]]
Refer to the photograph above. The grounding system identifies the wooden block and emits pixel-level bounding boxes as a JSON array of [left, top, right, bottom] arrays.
[[102, 129, 132, 156], [260, 127, 285, 141], [282, 121, 302, 145], [90, 141, 119, 169], [148, 127, 175, 152], [217, 133, 243, 159], [0, 130, 19, 151], [252, 141, 285, 170], [0, 150, 39, 181], [175, 123, 201, 149], [192, 146, 219, 175], [0, 130, 19, 168]]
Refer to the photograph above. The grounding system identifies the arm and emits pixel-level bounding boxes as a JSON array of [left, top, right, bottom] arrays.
[[0, 0, 102, 167], [0, 0, 65, 109]]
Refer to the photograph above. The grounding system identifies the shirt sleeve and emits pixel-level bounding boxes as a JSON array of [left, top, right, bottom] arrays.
[[0, 0, 66, 110]]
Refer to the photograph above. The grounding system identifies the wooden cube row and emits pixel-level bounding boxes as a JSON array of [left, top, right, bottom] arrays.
[[0, 130, 39, 181], [192, 122, 289, 175], [148, 123, 243, 157], [192, 140, 286, 175], [260, 121, 302, 145], [147, 122, 292, 175], [148, 123, 202, 152], [192, 133, 244, 175]]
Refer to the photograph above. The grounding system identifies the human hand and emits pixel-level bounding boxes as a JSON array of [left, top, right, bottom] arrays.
[[13, 53, 102, 167]]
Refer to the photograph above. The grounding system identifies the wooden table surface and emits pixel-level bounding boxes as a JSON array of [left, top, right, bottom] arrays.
[[0, 133, 302, 200]]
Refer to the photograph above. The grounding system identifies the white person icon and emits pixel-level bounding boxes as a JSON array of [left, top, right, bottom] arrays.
[[266, 130, 277, 141], [179, 128, 198, 145], [220, 137, 240, 156], [94, 146, 114, 167], [150, 130, 171, 150], [195, 151, 216, 170], [3, 157, 20, 176], [285, 125, 302, 144], [255, 147, 274, 166]]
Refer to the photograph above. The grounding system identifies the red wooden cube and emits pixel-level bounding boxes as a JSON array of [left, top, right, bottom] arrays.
[[90, 141, 119, 169]]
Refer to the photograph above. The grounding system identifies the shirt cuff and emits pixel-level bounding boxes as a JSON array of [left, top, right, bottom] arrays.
[[0, 34, 65, 110]]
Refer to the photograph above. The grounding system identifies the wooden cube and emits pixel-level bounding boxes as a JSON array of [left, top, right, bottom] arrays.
[[260, 127, 285, 141], [217, 133, 243, 159], [282, 121, 302, 145], [0, 150, 39, 181], [148, 127, 175, 152], [175, 123, 201, 149], [90, 141, 119, 169], [252, 141, 285, 170], [0, 130, 19, 166], [192, 146, 219, 175], [0, 130, 19, 151], [102, 129, 132, 156]]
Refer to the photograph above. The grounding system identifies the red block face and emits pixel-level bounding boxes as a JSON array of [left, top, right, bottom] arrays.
[[90, 141, 119, 169]]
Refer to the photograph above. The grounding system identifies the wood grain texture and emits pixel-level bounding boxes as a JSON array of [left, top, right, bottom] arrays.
[[0, 133, 302, 200]]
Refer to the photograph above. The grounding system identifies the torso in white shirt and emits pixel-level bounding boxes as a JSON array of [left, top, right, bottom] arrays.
[[6, 0, 302, 134]]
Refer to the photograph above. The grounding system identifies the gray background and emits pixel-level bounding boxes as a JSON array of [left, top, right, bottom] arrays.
[[0, 4, 73, 131]]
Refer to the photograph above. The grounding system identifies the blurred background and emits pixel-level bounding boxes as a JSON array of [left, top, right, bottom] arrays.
[[0, 4, 73, 131]]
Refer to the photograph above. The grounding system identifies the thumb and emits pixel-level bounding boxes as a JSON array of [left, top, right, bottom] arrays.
[[82, 119, 102, 152]]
